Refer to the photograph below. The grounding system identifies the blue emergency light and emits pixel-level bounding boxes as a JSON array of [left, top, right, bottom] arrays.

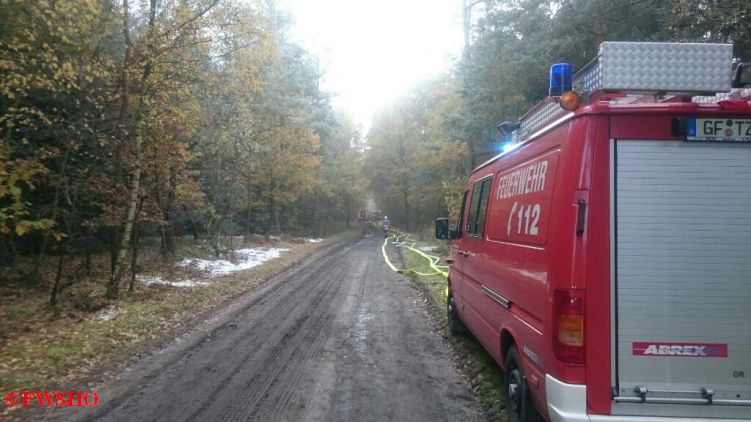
[[549, 63, 572, 96]]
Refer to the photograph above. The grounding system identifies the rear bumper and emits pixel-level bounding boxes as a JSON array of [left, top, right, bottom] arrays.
[[545, 375, 751, 422], [545, 374, 587, 422]]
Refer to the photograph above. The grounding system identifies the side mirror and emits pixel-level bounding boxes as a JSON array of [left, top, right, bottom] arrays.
[[435, 218, 450, 239]]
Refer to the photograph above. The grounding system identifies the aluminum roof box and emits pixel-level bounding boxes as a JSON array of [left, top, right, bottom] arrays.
[[574, 42, 733, 95]]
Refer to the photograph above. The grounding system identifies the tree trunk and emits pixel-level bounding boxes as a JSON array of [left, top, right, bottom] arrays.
[[209, 154, 223, 255], [272, 180, 281, 235], [50, 219, 80, 306], [84, 237, 91, 276], [211, 197, 231, 258], [107, 126, 144, 298], [266, 176, 276, 237], [106, 0, 156, 299], [32, 137, 72, 281], [315, 189, 322, 236], [244, 182, 252, 242], [0, 235, 9, 266], [187, 215, 199, 239], [49, 248, 66, 306], [128, 219, 139, 293], [160, 166, 177, 255], [312, 189, 319, 236], [110, 226, 119, 274], [8, 230, 17, 267]]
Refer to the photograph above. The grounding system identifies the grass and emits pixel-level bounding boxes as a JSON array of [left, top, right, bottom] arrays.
[[0, 230, 358, 402], [387, 234, 508, 422]]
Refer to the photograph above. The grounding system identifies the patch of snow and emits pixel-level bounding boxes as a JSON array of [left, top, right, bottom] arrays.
[[178, 247, 289, 276], [419, 246, 438, 252], [97, 308, 118, 322], [138, 247, 289, 288], [307, 238, 323, 243], [137, 275, 164, 285], [137, 275, 206, 288]]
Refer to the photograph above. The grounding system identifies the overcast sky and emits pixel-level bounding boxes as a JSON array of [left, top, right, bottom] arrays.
[[278, 0, 464, 129]]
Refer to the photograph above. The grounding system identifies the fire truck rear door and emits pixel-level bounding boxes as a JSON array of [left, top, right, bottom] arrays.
[[611, 139, 751, 419]]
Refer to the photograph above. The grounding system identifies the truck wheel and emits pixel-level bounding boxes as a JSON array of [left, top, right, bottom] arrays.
[[505, 346, 542, 422], [447, 295, 467, 335]]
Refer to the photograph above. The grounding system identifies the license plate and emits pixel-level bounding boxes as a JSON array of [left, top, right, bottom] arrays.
[[687, 118, 751, 142]]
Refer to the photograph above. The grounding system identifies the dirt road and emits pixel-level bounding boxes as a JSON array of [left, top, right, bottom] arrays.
[[52, 236, 483, 421]]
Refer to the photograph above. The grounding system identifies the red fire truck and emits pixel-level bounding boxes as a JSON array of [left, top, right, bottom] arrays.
[[369, 209, 384, 220], [436, 42, 751, 421], [357, 209, 384, 222]]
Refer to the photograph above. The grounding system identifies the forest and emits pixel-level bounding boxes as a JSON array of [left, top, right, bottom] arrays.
[[1, 0, 365, 301], [1, 0, 750, 303]]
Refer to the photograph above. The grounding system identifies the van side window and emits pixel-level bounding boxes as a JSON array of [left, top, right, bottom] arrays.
[[456, 190, 468, 237], [467, 177, 492, 237]]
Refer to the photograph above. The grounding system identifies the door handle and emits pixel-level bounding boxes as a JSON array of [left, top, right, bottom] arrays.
[[462, 250, 469, 257]]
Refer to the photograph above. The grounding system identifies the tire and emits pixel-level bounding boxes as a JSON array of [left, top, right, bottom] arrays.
[[447, 294, 467, 335], [504, 346, 543, 422]]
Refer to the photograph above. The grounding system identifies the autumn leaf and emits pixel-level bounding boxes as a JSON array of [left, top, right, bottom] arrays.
[[15, 220, 34, 236]]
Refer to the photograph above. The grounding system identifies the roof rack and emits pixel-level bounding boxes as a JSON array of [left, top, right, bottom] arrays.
[[511, 42, 736, 142], [514, 98, 569, 140], [692, 88, 751, 103], [574, 42, 732, 95]]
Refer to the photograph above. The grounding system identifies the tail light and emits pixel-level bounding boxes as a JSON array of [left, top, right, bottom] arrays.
[[554, 288, 585, 364]]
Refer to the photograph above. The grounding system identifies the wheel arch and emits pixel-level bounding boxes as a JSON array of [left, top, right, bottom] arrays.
[[500, 328, 516, 369]]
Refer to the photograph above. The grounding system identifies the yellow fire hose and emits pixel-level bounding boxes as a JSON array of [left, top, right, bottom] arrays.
[[381, 232, 449, 278]]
